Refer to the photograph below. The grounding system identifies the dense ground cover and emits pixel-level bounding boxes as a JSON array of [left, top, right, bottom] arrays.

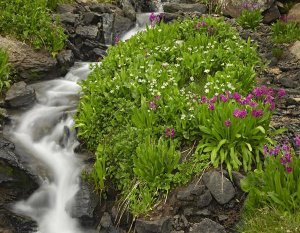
[[75, 16, 277, 216], [0, 48, 10, 93], [0, 0, 67, 53]]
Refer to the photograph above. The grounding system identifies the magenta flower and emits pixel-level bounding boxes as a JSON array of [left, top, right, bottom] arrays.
[[165, 128, 175, 138], [277, 88, 286, 98], [114, 36, 120, 44], [286, 166, 293, 173], [149, 12, 156, 23], [295, 135, 300, 147], [251, 109, 264, 118], [253, 87, 264, 97], [201, 96, 208, 104], [210, 95, 217, 104], [233, 109, 240, 118], [233, 92, 241, 101], [208, 103, 215, 110], [149, 101, 157, 110], [249, 101, 258, 108], [220, 94, 228, 102], [233, 109, 247, 118], [224, 119, 231, 127], [154, 95, 161, 100]]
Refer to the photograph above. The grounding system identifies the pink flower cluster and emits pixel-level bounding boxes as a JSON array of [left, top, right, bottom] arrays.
[[165, 128, 175, 138], [194, 21, 207, 29], [148, 95, 161, 110], [264, 144, 293, 173], [149, 12, 162, 25]]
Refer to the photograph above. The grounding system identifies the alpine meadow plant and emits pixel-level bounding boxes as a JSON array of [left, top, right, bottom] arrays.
[[195, 86, 285, 178], [241, 137, 300, 213], [75, 16, 263, 216], [237, 2, 263, 30]]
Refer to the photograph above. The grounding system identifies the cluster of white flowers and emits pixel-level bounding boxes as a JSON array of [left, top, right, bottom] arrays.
[[204, 80, 236, 95]]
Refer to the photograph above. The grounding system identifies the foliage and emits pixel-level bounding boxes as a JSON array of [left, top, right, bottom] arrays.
[[241, 138, 300, 213], [196, 86, 286, 178], [271, 47, 284, 59], [75, 16, 262, 216], [0, 48, 11, 93], [239, 207, 300, 233], [0, 0, 67, 53], [271, 17, 300, 44], [237, 2, 263, 30]]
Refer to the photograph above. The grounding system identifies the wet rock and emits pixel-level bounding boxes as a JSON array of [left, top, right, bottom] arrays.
[[114, 14, 135, 38], [163, 3, 207, 14], [58, 13, 79, 26], [5, 81, 36, 108], [263, 4, 280, 24], [0, 36, 58, 81], [83, 12, 102, 25], [135, 217, 172, 233], [288, 3, 300, 24], [102, 13, 114, 44], [57, 50, 75, 73], [202, 171, 236, 205], [71, 179, 100, 227], [100, 212, 112, 228], [56, 4, 76, 14], [120, 0, 136, 21], [162, 12, 181, 23], [289, 41, 300, 60], [76, 25, 100, 40], [0, 137, 39, 233], [190, 218, 225, 233], [196, 190, 212, 208]]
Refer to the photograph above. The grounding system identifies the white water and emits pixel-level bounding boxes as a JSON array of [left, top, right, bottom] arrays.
[[10, 63, 92, 233]]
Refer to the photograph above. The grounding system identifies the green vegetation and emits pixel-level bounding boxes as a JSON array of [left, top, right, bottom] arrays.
[[236, 2, 263, 30], [239, 207, 300, 233], [0, 48, 11, 93], [271, 18, 300, 44], [0, 0, 67, 53], [75, 16, 267, 216]]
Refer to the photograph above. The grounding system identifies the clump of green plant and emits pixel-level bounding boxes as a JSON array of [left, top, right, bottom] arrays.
[[76, 16, 263, 216], [0, 48, 11, 93], [241, 136, 300, 213], [237, 2, 263, 30], [272, 47, 284, 59], [239, 207, 300, 233], [271, 16, 300, 44], [0, 0, 67, 53]]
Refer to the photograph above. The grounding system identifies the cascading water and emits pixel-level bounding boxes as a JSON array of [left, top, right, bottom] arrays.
[[9, 63, 93, 233]]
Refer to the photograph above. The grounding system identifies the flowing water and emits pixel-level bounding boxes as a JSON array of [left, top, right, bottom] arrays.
[[8, 6, 164, 233], [9, 63, 92, 233]]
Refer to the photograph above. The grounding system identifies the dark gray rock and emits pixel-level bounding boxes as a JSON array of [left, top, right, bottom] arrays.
[[163, 3, 207, 14], [263, 4, 280, 24], [90, 3, 123, 15], [196, 190, 212, 208], [177, 182, 205, 201], [114, 14, 135, 39], [162, 13, 181, 23], [58, 13, 79, 26], [232, 171, 245, 190], [102, 13, 114, 44], [0, 137, 39, 233], [90, 48, 106, 61], [71, 179, 99, 227], [57, 50, 75, 73], [202, 171, 236, 205], [189, 218, 226, 233], [100, 212, 112, 228], [56, 4, 76, 14], [5, 81, 36, 108], [135, 217, 172, 233], [83, 12, 102, 25], [76, 25, 100, 40], [278, 70, 300, 88], [120, 0, 136, 21]]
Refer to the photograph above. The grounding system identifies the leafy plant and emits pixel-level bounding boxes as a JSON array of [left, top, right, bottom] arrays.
[[195, 86, 285, 178], [271, 17, 300, 44], [272, 47, 284, 59], [0, 48, 11, 93], [0, 0, 67, 52], [241, 139, 300, 213], [237, 2, 263, 30]]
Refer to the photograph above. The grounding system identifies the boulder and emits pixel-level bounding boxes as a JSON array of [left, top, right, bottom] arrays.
[[57, 13, 79, 26], [189, 218, 226, 233], [0, 137, 39, 233], [75, 25, 100, 40], [71, 179, 100, 227], [135, 217, 172, 233], [162, 13, 182, 23], [90, 3, 124, 15], [220, 0, 275, 18], [289, 41, 300, 60], [82, 12, 102, 25], [196, 190, 213, 208], [263, 4, 281, 24], [288, 3, 300, 24], [56, 4, 76, 14], [120, 0, 136, 21], [57, 50, 75, 74], [114, 14, 135, 39], [202, 171, 236, 205], [163, 3, 207, 14], [0, 36, 59, 81], [5, 81, 36, 108]]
